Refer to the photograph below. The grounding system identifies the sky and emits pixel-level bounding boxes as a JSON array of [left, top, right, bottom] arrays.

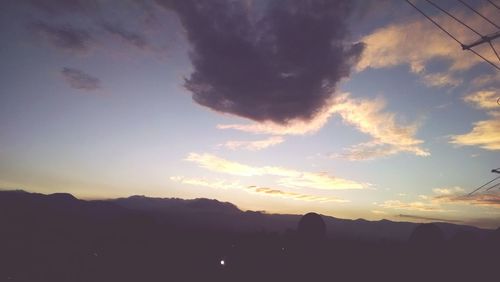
[[0, 0, 499, 228]]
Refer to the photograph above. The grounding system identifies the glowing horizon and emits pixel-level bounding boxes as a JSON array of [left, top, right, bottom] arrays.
[[0, 0, 499, 229]]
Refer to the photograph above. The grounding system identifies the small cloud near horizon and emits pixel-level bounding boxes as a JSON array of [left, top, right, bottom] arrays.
[[61, 67, 101, 91]]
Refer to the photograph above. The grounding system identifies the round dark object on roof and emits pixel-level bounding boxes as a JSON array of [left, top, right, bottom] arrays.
[[298, 212, 326, 239]]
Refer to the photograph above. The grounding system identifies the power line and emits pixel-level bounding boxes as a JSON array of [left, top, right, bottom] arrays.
[[489, 41, 500, 62], [485, 181, 500, 191], [405, 0, 464, 45], [425, 0, 483, 37], [405, 0, 500, 71], [457, 0, 500, 29], [468, 176, 500, 196], [468, 47, 500, 70], [487, 0, 500, 10]]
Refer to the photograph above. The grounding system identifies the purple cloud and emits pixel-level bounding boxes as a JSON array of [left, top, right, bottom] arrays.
[[61, 67, 101, 91], [157, 0, 364, 124], [31, 21, 94, 53]]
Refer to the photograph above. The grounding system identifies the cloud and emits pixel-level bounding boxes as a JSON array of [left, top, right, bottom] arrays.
[[379, 200, 446, 212], [61, 67, 101, 91], [449, 89, 500, 151], [450, 111, 500, 150], [30, 21, 95, 53], [27, 0, 100, 15], [216, 104, 334, 135], [247, 186, 348, 203], [434, 192, 500, 209], [463, 90, 499, 110], [380, 186, 500, 215], [159, 0, 363, 124], [185, 153, 367, 190], [433, 186, 465, 195], [357, 4, 498, 83], [219, 92, 429, 160], [169, 176, 242, 190], [420, 72, 462, 88], [397, 214, 463, 224], [330, 93, 429, 160], [100, 22, 151, 50], [471, 73, 500, 88], [333, 142, 415, 161], [169, 175, 348, 203], [331, 94, 420, 147], [219, 136, 285, 151]]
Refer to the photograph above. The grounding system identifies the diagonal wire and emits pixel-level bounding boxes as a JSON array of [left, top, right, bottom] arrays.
[[425, 0, 483, 37], [468, 176, 500, 195], [489, 41, 500, 62], [487, 0, 500, 10], [469, 47, 500, 70], [457, 0, 500, 29], [406, 0, 500, 71], [485, 181, 500, 191], [405, 0, 464, 45]]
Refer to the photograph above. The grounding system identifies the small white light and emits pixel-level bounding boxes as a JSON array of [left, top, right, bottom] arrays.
[[220, 259, 225, 266]]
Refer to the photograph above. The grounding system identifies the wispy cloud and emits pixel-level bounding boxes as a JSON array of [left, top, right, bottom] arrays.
[[169, 176, 348, 203], [471, 73, 500, 88], [380, 186, 500, 214], [100, 22, 152, 50], [169, 176, 242, 190], [30, 21, 95, 54], [397, 214, 463, 224], [449, 117, 500, 150], [379, 200, 446, 212], [421, 72, 462, 88], [219, 136, 285, 151], [219, 92, 429, 160], [216, 105, 334, 135], [185, 153, 367, 190], [247, 186, 348, 203], [61, 67, 101, 91], [433, 186, 464, 195], [357, 4, 498, 85], [450, 89, 499, 150], [331, 94, 421, 147], [28, 0, 99, 16], [330, 93, 429, 160], [463, 90, 499, 110], [434, 191, 500, 208]]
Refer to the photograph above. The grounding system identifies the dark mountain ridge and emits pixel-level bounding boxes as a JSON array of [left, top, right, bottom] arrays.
[[0, 189, 493, 241], [1, 189, 499, 282]]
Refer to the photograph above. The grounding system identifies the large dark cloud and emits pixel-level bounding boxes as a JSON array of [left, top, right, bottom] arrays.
[[61, 67, 101, 91], [30, 21, 94, 53], [158, 0, 364, 124]]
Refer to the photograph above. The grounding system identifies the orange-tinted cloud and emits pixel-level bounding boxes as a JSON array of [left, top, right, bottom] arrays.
[[218, 136, 285, 151], [450, 111, 500, 150], [185, 153, 367, 190], [247, 186, 348, 203]]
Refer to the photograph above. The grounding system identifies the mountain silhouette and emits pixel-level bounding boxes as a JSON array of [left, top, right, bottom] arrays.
[[0, 190, 498, 282]]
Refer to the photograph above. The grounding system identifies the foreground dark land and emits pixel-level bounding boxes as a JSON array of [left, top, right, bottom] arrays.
[[0, 190, 499, 282]]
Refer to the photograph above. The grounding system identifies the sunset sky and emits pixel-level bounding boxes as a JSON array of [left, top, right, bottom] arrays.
[[0, 0, 499, 228]]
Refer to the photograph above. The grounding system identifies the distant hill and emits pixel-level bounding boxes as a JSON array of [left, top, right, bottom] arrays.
[[0, 190, 492, 241], [1, 189, 499, 282]]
